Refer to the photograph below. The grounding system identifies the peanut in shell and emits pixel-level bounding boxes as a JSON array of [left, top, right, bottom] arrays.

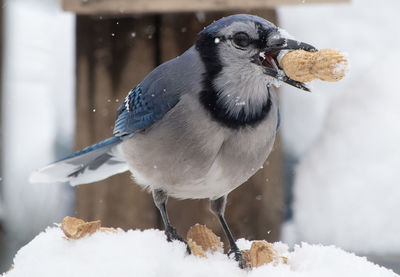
[[61, 216, 101, 239], [186, 224, 223, 254], [248, 241, 287, 268], [280, 49, 348, 82]]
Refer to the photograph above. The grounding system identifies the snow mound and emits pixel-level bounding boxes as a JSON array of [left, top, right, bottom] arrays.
[[3, 227, 397, 277]]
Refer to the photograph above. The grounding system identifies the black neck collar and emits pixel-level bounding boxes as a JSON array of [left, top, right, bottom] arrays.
[[195, 33, 272, 129]]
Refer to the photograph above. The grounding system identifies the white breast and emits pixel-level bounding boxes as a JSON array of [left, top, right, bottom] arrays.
[[121, 91, 279, 200]]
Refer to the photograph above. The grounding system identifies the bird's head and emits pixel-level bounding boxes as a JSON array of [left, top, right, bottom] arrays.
[[194, 14, 316, 128], [196, 14, 316, 92]]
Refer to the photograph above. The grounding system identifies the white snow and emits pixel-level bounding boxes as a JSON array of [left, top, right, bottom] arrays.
[[3, 226, 397, 277], [278, 0, 400, 257]]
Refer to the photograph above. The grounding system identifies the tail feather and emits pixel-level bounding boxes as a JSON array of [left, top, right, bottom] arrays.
[[30, 137, 129, 186]]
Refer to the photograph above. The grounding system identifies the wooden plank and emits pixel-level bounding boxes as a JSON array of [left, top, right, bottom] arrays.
[[63, 0, 349, 15], [160, 10, 284, 246], [75, 15, 160, 230]]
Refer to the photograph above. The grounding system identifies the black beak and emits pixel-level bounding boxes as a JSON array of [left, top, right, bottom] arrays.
[[267, 38, 317, 52], [259, 38, 317, 92]]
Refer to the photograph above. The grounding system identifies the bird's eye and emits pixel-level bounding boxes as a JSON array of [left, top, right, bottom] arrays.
[[232, 32, 250, 48]]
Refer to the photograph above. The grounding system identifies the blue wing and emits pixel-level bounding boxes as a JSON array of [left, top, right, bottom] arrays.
[[113, 79, 180, 137]]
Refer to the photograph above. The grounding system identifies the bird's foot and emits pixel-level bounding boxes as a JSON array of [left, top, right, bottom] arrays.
[[228, 247, 244, 269], [165, 226, 192, 254]]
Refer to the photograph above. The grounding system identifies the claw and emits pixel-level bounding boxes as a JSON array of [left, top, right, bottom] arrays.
[[228, 248, 244, 269], [165, 226, 192, 254]]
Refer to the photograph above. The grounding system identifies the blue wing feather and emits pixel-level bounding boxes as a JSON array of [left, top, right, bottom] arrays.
[[58, 136, 122, 162], [113, 80, 180, 137]]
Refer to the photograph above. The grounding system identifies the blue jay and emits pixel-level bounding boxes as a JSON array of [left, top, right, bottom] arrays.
[[31, 14, 316, 267]]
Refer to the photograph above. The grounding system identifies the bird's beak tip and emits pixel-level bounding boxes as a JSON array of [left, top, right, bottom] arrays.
[[261, 38, 317, 91]]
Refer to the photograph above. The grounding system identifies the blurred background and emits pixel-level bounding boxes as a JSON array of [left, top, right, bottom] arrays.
[[0, 0, 399, 273]]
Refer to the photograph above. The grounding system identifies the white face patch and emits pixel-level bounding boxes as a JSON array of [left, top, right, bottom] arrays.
[[213, 62, 271, 119], [209, 21, 284, 119]]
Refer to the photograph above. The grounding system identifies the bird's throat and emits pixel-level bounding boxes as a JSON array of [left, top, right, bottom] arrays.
[[199, 86, 272, 129]]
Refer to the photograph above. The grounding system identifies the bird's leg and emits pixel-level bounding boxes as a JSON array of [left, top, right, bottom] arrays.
[[152, 189, 191, 254], [210, 195, 244, 269]]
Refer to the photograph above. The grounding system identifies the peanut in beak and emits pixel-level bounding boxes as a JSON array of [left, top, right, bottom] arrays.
[[280, 49, 349, 82]]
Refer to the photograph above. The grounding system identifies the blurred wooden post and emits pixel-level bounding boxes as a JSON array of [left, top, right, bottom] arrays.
[[75, 15, 160, 229]]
